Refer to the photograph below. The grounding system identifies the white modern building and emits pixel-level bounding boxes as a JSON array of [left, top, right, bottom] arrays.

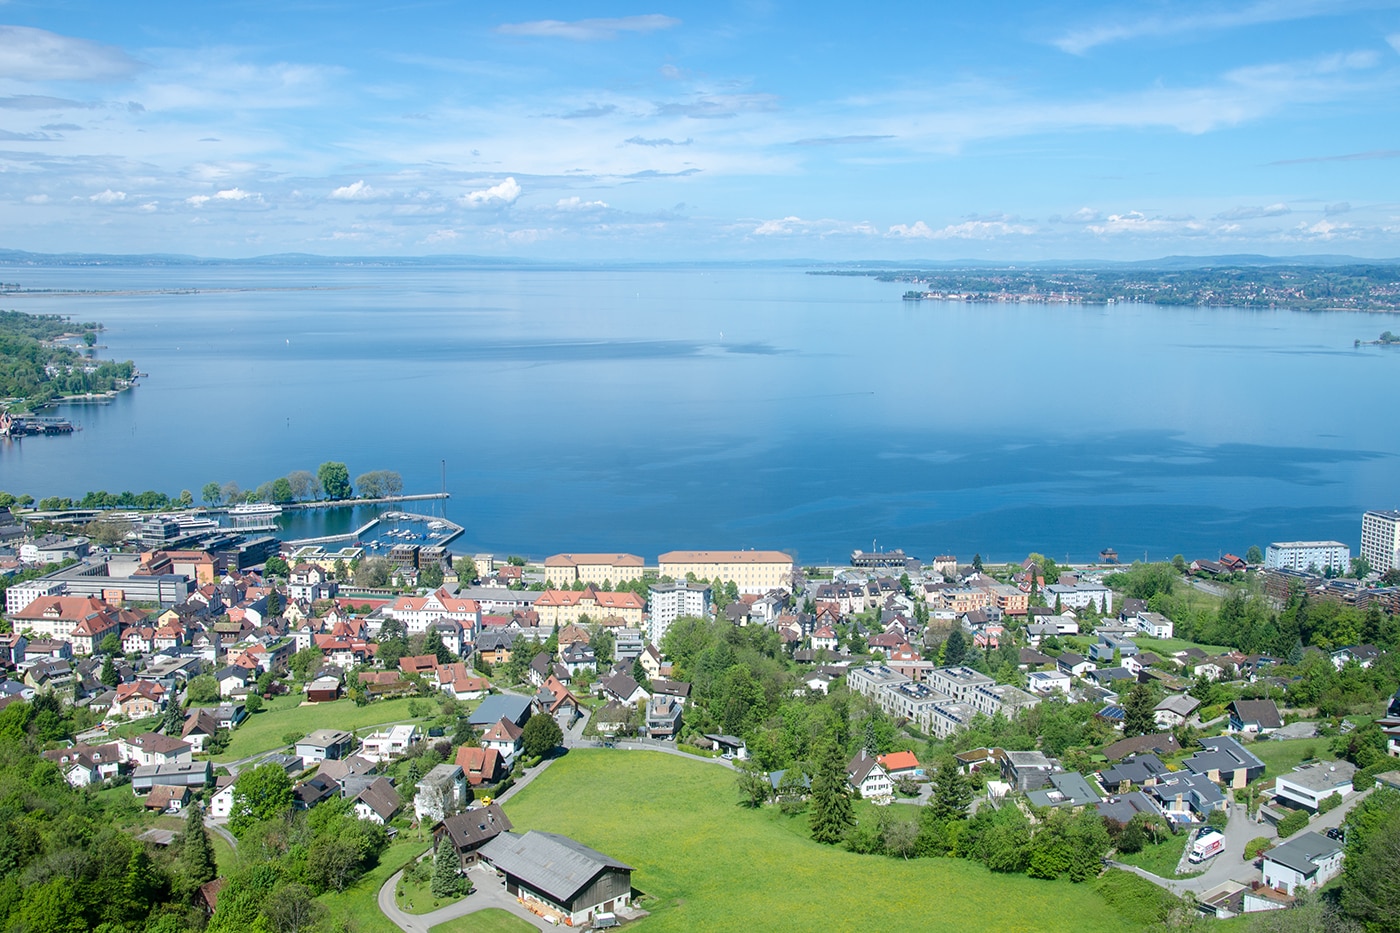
[[359, 724, 421, 763], [647, 581, 711, 645], [1043, 582, 1112, 613], [1273, 761, 1356, 811], [1264, 541, 1350, 573], [1361, 510, 1400, 574], [1260, 832, 1344, 895]]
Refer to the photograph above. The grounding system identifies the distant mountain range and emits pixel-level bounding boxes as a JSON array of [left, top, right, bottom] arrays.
[[1, 247, 1397, 271]]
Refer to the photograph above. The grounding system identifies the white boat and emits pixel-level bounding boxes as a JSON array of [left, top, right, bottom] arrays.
[[229, 502, 283, 517]]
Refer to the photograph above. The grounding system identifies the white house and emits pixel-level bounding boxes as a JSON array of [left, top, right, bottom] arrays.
[[1154, 695, 1201, 729], [1261, 832, 1344, 895], [209, 778, 236, 820], [1134, 611, 1174, 639], [482, 718, 524, 768], [1027, 670, 1071, 695], [846, 750, 893, 805], [359, 724, 421, 763], [1273, 761, 1356, 811]]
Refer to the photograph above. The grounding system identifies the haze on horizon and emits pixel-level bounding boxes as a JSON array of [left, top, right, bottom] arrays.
[[2, 1, 1400, 262]]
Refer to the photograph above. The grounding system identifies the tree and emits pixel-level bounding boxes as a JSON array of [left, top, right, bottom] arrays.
[[221, 480, 242, 504], [265, 555, 290, 577], [928, 758, 972, 823], [179, 803, 217, 892], [520, 713, 563, 759], [1352, 556, 1372, 579], [735, 761, 771, 808], [452, 555, 477, 583], [266, 589, 282, 618], [430, 843, 469, 899], [201, 482, 223, 506], [288, 647, 323, 680], [244, 693, 263, 714], [317, 461, 352, 500], [354, 470, 403, 499], [162, 701, 185, 735], [423, 628, 454, 665], [99, 632, 121, 655], [285, 470, 320, 501], [100, 654, 119, 687], [262, 883, 324, 933], [1342, 807, 1400, 927], [1121, 683, 1156, 738], [186, 673, 220, 705], [1245, 545, 1264, 564], [230, 763, 294, 836], [420, 561, 444, 589], [944, 628, 967, 667], [809, 736, 855, 845]]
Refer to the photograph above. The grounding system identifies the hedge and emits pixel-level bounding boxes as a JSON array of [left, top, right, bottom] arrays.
[[1318, 792, 1343, 814], [1276, 808, 1310, 838]]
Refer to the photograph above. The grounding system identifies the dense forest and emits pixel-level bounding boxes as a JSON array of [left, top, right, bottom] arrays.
[[0, 310, 134, 409]]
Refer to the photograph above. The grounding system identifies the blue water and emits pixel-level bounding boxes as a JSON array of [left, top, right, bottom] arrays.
[[0, 264, 1394, 564]]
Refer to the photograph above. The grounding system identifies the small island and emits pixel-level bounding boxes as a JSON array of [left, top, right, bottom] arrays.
[[1355, 330, 1400, 347], [0, 308, 138, 433]]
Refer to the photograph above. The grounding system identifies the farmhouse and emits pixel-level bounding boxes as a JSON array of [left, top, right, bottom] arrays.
[[434, 802, 513, 868], [480, 830, 634, 927]]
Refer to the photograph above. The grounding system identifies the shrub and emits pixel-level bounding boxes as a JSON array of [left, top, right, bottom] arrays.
[[1276, 808, 1310, 838], [1244, 837, 1273, 859], [1206, 809, 1228, 830], [1318, 792, 1343, 814]]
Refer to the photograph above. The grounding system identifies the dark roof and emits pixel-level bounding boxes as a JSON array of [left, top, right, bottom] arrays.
[[480, 830, 632, 904], [1099, 754, 1170, 788], [1229, 699, 1284, 730], [1264, 832, 1342, 876], [847, 750, 881, 784], [355, 777, 400, 821], [649, 678, 691, 698], [1183, 736, 1265, 778], [438, 803, 512, 851], [469, 694, 532, 727], [1101, 733, 1181, 761]]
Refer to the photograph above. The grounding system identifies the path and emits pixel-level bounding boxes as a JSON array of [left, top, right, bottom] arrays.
[[205, 818, 238, 851]]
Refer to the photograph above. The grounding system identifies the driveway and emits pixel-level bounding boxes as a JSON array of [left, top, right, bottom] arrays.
[[1115, 786, 1374, 895], [378, 862, 554, 932]]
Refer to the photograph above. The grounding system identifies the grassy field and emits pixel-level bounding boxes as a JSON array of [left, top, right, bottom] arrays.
[[216, 696, 443, 761], [503, 750, 1140, 933], [430, 909, 535, 932], [1130, 634, 1234, 657], [1112, 830, 1198, 879]]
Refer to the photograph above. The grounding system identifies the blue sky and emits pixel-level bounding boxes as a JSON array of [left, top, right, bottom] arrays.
[[2, 1, 1399, 260]]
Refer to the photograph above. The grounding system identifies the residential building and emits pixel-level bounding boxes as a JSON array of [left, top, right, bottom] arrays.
[[1228, 699, 1283, 734], [132, 761, 210, 795], [1183, 736, 1266, 788], [1026, 772, 1101, 810], [647, 581, 711, 644], [295, 729, 355, 763], [359, 724, 421, 763], [414, 763, 468, 823], [1261, 832, 1344, 895], [434, 803, 513, 868], [1043, 582, 1112, 613], [121, 732, 193, 768], [1134, 611, 1175, 639], [1002, 750, 1057, 791], [924, 665, 994, 703], [657, 550, 794, 595], [455, 745, 506, 788], [1361, 510, 1400, 574], [42, 742, 123, 787], [479, 830, 634, 927], [1148, 772, 1227, 821], [482, 718, 524, 767], [110, 681, 167, 719], [846, 750, 893, 804], [878, 751, 922, 781], [382, 588, 482, 635], [644, 695, 682, 740], [1153, 695, 1201, 729], [542, 553, 645, 587], [1273, 761, 1356, 811], [1028, 670, 1072, 695], [1264, 541, 1350, 574], [352, 777, 401, 825]]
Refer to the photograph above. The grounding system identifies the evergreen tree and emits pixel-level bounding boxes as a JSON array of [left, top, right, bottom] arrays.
[[179, 803, 218, 893], [944, 628, 967, 667], [972, 553, 983, 572], [1121, 683, 1156, 737], [265, 589, 281, 617], [100, 654, 119, 688], [928, 758, 972, 823], [863, 720, 880, 757], [162, 702, 185, 736], [423, 628, 453, 665], [430, 843, 466, 899], [808, 737, 854, 845]]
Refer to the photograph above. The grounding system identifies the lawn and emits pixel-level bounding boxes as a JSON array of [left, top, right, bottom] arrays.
[[503, 750, 1141, 933], [1112, 830, 1198, 879], [430, 910, 534, 933], [216, 695, 443, 761], [1130, 635, 1234, 657], [1247, 737, 1331, 780]]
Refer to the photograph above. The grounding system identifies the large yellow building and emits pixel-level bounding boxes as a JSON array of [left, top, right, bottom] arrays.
[[543, 553, 646, 588], [657, 550, 794, 595], [533, 586, 646, 627]]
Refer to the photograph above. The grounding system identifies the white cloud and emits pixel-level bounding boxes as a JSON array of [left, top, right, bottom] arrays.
[[462, 177, 521, 206], [89, 189, 127, 203], [330, 180, 374, 200], [186, 187, 261, 207], [751, 216, 878, 237], [24, 194, 49, 204], [138, 201, 158, 212], [497, 15, 680, 41], [887, 220, 1035, 239], [1389, 33, 1400, 54], [1052, 0, 1367, 55], [1215, 203, 1291, 220], [1085, 211, 1206, 236], [555, 196, 608, 211], [0, 25, 140, 81], [423, 229, 460, 244]]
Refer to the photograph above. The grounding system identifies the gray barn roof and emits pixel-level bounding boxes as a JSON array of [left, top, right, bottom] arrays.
[[480, 831, 632, 904]]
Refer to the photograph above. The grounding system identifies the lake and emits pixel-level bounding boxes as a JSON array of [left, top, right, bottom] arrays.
[[0, 263, 1394, 565]]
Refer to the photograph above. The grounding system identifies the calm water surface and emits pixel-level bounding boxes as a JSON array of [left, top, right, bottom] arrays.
[[0, 264, 1394, 564]]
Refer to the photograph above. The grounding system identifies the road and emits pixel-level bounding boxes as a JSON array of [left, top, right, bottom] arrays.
[[1114, 787, 1373, 895], [378, 862, 555, 932]]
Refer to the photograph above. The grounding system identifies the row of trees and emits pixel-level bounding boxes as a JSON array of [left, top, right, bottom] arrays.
[[199, 463, 404, 506]]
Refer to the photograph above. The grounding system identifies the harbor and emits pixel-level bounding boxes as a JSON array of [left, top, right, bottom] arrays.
[[285, 510, 464, 555]]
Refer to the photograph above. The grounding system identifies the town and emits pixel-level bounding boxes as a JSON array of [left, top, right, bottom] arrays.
[[3, 499, 1400, 932]]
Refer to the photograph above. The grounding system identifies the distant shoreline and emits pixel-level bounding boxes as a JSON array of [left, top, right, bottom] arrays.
[[1, 286, 353, 298]]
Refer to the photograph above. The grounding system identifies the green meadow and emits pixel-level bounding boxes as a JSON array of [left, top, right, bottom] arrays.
[[503, 750, 1141, 933]]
